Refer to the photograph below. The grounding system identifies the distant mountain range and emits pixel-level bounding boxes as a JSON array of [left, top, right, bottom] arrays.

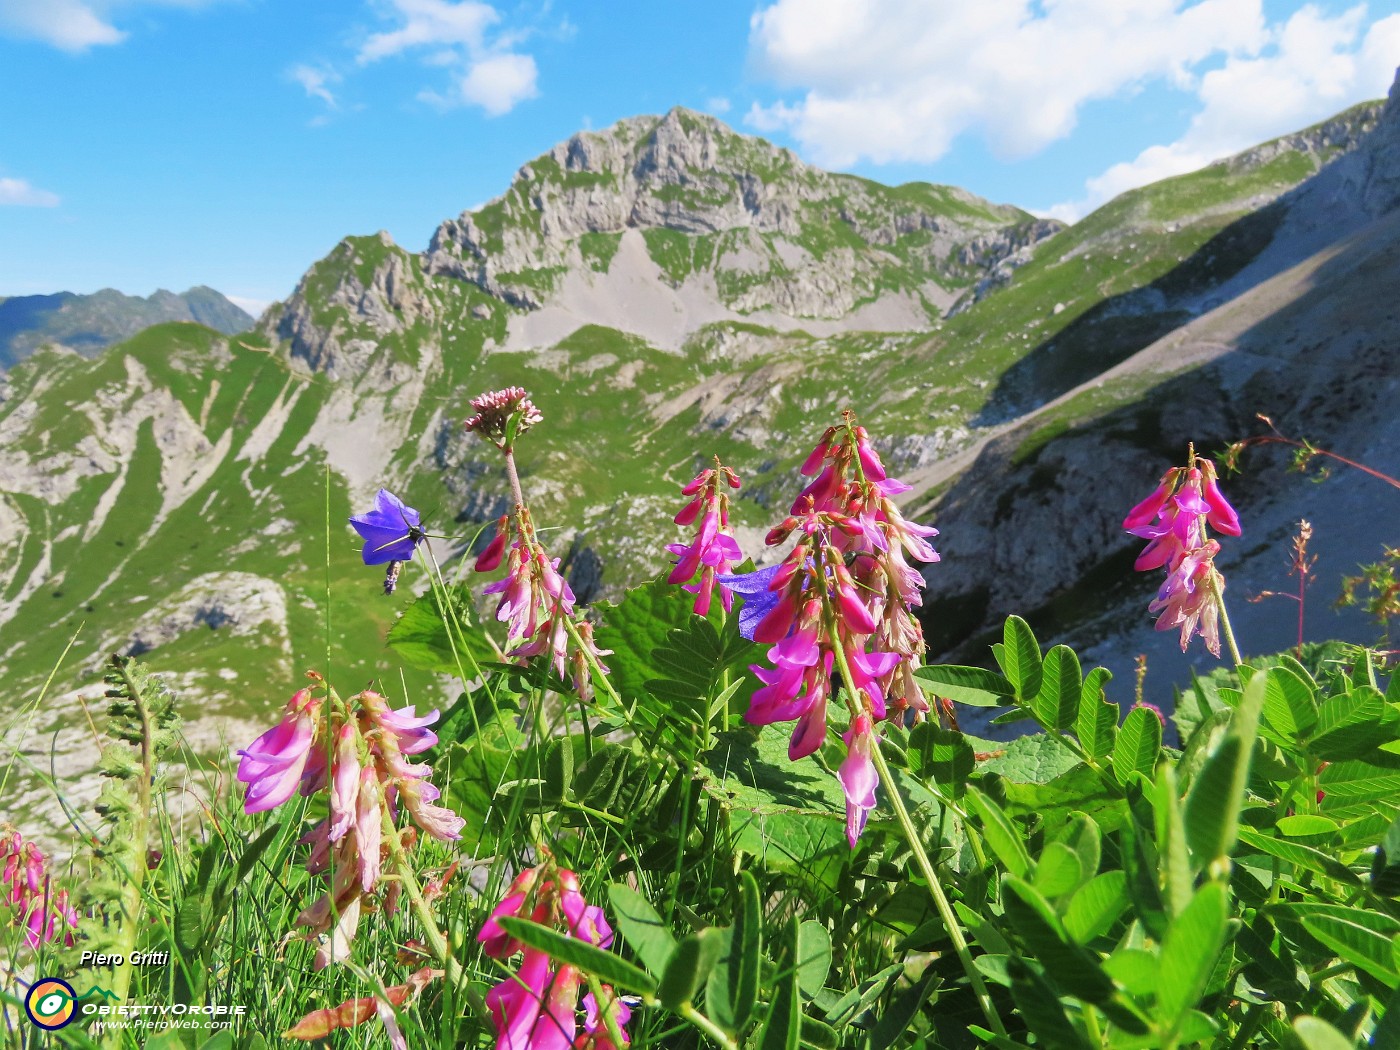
[[4, 72, 1400, 831], [0, 286, 252, 370]]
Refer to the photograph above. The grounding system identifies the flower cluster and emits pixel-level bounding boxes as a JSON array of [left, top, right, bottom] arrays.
[[236, 678, 462, 967], [668, 460, 743, 616], [1124, 456, 1240, 656], [733, 414, 940, 846], [2, 828, 79, 948], [478, 860, 630, 1050], [465, 387, 544, 449], [467, 388, 612, 702]]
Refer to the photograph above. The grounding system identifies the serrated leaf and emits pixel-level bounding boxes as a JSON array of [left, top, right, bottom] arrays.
[[1033, 645, 1081, 731], [914, 664, 1015, 706], [1000, 616, 1043, 700], [496, 917, 658, 996], [607, 884, 677, 976], [1112, 707, 1161, 786]]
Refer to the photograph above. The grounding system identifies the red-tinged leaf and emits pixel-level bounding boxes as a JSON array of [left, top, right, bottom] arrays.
[[283, 968, 441, 1041]]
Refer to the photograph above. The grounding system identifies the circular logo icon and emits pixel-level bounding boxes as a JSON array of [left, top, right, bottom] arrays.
[[25, 978, 77, 1030]]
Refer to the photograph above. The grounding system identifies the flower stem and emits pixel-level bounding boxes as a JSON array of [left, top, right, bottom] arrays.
[[503, 446, 527, 513], [679, 1003, 740, 1050], [1209, 570, 1244, 666], [380, 807, 464, 989], [869, 742, 1007, 1037]]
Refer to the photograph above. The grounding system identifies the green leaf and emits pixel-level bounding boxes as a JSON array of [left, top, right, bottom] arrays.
[[1112, 707, 1161, 786], [1006, 958, 1092, 1050], [235, 824, 282, 884], [1183, 670, 1265, 874], [799, 1016, 840, 1050], [1292, 1017, 1359, 1050], [1033, 842, 1084, 899], [1154, 765, 1192, 917], [1274, 814, 1337, 837], [1156, 882, 1229, 1035], [1076, 667, 1117, 760], [658, 928, 725, 1009], [1262, 665, 1317, 740], [174, 893, 204, 956], [906, 723, 974, 799], [196, 1034, 234, 1050], [1033, 645, 1082, 731], [385, 583, 498, 674], [966, 787, 1032, 879], [759, 919, 802, 1050], [707, 870, 762, 1034], [1001, 876, 1115, 1003], [1371, 812, 1400, 896], [496, 917, 659, 996], [1317, 755, 1400, 801], [1292, 907, 1400, 987], [1309, 688, 1398, 760], [1000, 615, 1043, 700], [607, 884, 678, 976], [796, 921, 832, 999], [1052, 812, 1102, 887], [978, 732, 1081, 783], [1063, 871, 1129, 943], [1235, 827, 1361, 886], [1103, 947, 1158, 997], [913, 664, 1016, 707]]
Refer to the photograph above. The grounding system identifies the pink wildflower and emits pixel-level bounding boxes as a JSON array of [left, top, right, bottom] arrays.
[[839, 715, 879, 848], [668, 461, 745, 616], [236, 688, 322, 814], [1126, 455, 1239, 656], [465, 387, 544, 448], [2, 830, 79, 948], [742, 412, 941, 845]]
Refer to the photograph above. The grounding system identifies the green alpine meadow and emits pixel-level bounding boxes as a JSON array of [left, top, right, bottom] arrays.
[[4, 56, 1400, 1050]]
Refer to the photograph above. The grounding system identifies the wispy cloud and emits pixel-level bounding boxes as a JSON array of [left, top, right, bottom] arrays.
[[0, 176, 60, 207], [0, 0, 224, 52], [289, 64, 340, 109], [1046, 7, 1400, 221], [356, 0, 539, 116]]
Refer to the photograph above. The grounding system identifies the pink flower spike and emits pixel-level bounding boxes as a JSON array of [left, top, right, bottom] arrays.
[[800, 428, 836, 476], [237, 705, 318, 814], [839, 715, 879, 848], [475, 517, 509, 572], [1123, 470, 1178, 531], [1200, 463, 1241, 536]]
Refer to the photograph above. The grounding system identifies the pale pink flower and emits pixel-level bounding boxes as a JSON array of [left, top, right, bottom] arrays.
[[839, 715, 879, 848]]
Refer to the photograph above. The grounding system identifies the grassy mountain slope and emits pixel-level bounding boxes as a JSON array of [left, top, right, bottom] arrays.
[[2, 90, 1396, 830]]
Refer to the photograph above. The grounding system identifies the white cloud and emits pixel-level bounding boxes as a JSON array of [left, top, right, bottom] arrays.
[[747, 0, 1271, 167], [1050, 6, 1400, 219], [0, 176, 60, 207], [350, 0, 539, 115], [706, 96, 732, 115], [458, 51, 537, 115], [0, 0, 125, 50], [0, 0, 225, 52], [290, 64, 339, 108]]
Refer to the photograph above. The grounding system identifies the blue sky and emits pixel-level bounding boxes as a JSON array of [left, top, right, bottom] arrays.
[[2, 0, 1398, 315]]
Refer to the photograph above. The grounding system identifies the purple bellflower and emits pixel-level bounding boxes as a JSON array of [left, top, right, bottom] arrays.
[[350, 489, 424, 565]]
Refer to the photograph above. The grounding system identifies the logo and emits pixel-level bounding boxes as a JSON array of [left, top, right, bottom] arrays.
[[25, 978, 77, 1030]]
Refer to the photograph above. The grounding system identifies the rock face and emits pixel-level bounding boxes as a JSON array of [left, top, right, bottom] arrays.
[[0, 286, 253, 370], [414, 107, 1057, 351]]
